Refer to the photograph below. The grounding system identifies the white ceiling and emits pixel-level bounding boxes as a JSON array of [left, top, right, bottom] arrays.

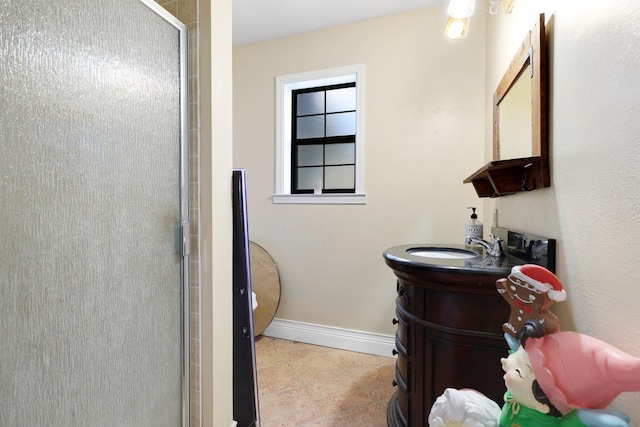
[[232, 0, 446, 46]]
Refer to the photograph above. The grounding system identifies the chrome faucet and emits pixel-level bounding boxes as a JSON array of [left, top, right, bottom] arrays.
[[466, 235, 504, 257]]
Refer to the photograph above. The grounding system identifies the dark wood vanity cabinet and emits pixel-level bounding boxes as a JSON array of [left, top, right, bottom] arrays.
[[386, 266, 511, 427]]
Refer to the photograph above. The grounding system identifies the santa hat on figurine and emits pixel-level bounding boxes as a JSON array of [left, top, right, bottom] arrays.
[[525, 331, 640, 415], [510, 264, 567, 302]]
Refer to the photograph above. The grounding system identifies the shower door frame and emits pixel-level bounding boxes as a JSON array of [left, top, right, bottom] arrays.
[[140, 1, 191, 425], [1, 0, 192, 423]]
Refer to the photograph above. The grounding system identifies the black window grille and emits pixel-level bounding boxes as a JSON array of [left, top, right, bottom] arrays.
[[291, 82, 356, 194]]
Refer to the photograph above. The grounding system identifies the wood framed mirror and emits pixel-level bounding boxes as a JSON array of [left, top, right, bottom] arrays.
[[464, 13, 549, 197]]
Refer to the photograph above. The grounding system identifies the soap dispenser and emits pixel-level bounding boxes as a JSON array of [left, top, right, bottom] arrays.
[[465, 207, 483, 246]]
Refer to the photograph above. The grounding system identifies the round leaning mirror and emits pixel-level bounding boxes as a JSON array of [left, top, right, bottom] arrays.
[[250, 241, 281, 336]]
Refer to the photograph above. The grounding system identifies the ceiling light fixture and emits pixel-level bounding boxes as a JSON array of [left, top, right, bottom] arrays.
[[444, 0, 476, 40], [444, 0, 517, 40], [489, 0, 516, 15], [444, 17, 470, 40]]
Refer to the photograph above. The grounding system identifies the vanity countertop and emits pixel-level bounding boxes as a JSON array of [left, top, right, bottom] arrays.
[[383, 243, 519, 277], [384, 227, 556, 278]]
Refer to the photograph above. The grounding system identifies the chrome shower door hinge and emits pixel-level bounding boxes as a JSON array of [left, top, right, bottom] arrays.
[[175, 221, 190, 256], [181, 221, 190, 257]]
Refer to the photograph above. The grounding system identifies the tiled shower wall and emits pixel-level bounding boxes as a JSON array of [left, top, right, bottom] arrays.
[[157, 1, 201, 426]]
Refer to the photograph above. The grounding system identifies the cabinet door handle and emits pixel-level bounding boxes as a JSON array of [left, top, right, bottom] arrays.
[[392, 380, 398, 387], [392, 349, 398, 356], [397, 286, 405, 296], [392, 318, 399, 325], [403, 294, 411, 305]]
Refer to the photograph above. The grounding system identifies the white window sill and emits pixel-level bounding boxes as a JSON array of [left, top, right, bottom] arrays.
[[272, 194, 366, 205]]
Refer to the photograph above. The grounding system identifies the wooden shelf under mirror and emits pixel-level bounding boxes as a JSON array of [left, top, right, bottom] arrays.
[[465, 13, 549, 198], [463, 156, 548, 198]]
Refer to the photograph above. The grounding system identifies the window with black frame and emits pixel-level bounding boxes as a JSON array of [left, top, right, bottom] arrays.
[[291, 82, 357, 194]]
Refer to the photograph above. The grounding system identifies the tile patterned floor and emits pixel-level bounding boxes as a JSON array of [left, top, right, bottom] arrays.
[[255, 336, 396, 427]]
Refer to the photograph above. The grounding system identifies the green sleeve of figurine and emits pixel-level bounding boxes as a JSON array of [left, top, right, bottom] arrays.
[[500, 392, 586, 427]]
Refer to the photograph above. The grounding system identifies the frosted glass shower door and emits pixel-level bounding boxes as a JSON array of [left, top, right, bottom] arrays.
[[0, 1, 189, 426]]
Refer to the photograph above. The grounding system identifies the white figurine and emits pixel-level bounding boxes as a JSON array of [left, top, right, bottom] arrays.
[[428, 388, 501, 427]]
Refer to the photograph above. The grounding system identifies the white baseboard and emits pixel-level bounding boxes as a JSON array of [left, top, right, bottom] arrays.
[[261, 318, 396, 358]]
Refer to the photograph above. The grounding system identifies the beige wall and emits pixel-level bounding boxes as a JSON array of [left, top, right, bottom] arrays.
[[200, 0, 234, 426], [233, 5, 486, 336], [485, 0, 640, 418]]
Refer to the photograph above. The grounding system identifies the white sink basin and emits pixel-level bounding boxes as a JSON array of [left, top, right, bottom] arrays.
[[407, 247, 478, 259]]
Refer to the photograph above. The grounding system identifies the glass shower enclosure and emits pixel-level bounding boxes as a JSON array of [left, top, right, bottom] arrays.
[[0, 0, 190, 425]]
